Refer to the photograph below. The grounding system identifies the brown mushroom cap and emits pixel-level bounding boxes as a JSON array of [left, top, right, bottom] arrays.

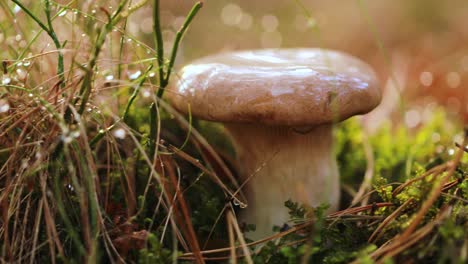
[[168, 48, 381, 126]]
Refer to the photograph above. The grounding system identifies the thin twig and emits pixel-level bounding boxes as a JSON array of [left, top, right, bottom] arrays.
[[368, 198, 414, 243]]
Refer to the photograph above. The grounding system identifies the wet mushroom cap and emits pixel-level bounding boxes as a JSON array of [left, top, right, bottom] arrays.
[[168, 48, 381, 126]]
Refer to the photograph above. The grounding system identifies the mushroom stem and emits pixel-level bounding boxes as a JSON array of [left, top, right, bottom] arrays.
[[225, 123, 340, 239]]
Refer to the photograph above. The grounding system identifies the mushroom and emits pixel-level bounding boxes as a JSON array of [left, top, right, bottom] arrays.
[[167, 48, 381, 239]]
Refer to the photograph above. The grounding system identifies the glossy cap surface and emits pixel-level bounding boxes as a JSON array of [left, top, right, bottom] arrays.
[[168, 48, 381, 126]]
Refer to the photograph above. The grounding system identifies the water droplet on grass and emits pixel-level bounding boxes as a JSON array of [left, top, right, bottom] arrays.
[[2, 76, 11, 85], [0, 100, 10, 113], [128, 70, 141, 80], [61, 136, 73, 144], [13, 5, 21, 14], [113, 128, 126, 139], [448, 148, 455, 155], [16, 69, 27, 79], [71, 131, 80, 138], [142, 89, 151, 98]]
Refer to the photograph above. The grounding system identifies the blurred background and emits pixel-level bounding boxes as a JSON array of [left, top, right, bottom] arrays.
[[130, 0, 467, 126], [1, 0, 466, 125]]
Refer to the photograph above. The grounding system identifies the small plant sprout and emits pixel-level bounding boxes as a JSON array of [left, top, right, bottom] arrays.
[[168, 48, 381, 239]]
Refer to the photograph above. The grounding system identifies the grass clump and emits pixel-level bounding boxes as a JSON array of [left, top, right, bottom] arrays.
[[0, 1, 467, 263]]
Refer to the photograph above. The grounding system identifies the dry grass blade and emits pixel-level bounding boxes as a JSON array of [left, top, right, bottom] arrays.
[[392, 163, 448, 197], [227, 209, 253, 264], [162, 155, 205, 264], [159, 99, 247, 205], [370, 205, 452, 263], [30, 199, 44, 264], [168, 144, 244, 206], [328, 202, 394, 218], [227, 209, 237, 264], [368, 198, 414, 243], [180, 221, 312, 258]]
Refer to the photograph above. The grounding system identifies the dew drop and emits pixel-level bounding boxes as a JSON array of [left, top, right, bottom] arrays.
[[71, 131, 80, 138], [142, 89, 151, 98], [61, 136, 73, 144], [0, 99, 10, 113], [2, 76, 11, 85], [66, 184, 75, 192], [13, 5, 21, 13], [113, 128, 126, 139], [128, 70, 141, 80], [16, 69, 27, 79]]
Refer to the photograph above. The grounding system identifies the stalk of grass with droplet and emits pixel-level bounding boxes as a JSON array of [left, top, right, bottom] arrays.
[[89, 0, 202, 149], [89, 66, 153, 147], [75, 2, 127, 115], [155, 1, 203, 97], [11, 0, 65, 87], [149, 0, 202, 159]]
